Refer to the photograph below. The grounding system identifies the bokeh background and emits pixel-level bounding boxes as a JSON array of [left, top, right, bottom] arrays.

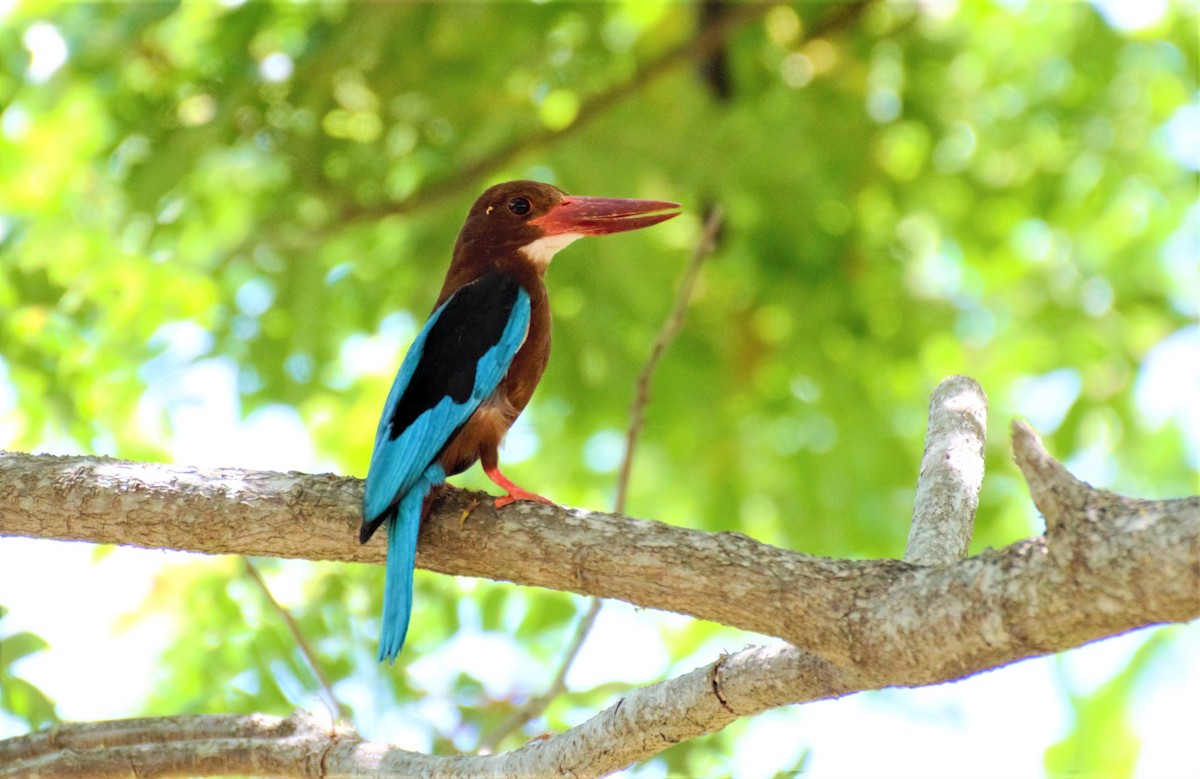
[[1, 1, 1197, 776]]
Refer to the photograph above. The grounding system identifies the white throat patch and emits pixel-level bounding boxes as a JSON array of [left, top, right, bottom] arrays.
[[520, 232, 583, 268]]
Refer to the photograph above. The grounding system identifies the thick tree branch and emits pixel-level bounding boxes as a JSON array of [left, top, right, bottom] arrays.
[[0, 712, 344, 778], [3, 410, 1198, 776], [2, 436, 1198, 677]]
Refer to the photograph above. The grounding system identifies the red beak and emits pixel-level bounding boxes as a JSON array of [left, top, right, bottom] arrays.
[[531, 196, 681, 236]]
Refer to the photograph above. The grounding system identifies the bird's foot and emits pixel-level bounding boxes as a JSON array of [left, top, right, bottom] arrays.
[[484, 464, 555, 509], [493, 487, 554, 510]]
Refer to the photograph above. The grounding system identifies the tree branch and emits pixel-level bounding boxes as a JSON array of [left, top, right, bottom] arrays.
[[2, 432, 1197, 674], [2, 405, 1198, 776], [332, 0, 875, 223], [905, 375, 986, 565], [1011, 418, 1106, 533], [0, 711, 343, 779]]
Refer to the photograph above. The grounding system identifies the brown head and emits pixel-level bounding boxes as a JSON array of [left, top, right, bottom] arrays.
[[447, 180, 680, 287]]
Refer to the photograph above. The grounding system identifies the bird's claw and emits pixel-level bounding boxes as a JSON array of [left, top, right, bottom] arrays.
[[458, 497, 481, 525], [494, 489, 555, 509]]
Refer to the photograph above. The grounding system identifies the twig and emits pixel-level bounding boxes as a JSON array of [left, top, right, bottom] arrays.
[[239, 0, 879, 299], [477, 598, 602, 754], [234, 1, 779, 277], [399, 5, 770, 214], [478, 206, 725, 753], [333, 0, 882, 225], [1010, 419, 1100, 533], [242, 559, 347, 722], [615, 205, 724, 513]]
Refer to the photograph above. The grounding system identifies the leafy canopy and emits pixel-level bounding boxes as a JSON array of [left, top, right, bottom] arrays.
[[1, 1, 1194, 773]]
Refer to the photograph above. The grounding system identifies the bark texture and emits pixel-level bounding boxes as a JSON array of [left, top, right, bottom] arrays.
[[905, 375, 986, 565], [1, 416, 1197, 778], [2, 435, 1196, 674]]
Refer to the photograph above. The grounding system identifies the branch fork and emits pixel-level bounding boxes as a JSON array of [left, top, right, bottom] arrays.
[[4, 374, 1197, 777]]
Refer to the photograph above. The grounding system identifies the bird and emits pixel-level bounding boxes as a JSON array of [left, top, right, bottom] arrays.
[[361, 180, 680, 663]]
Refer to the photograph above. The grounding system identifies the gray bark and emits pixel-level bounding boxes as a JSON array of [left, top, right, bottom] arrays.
[[1, 401, 1197, 778], [905, 375, 985, 565]]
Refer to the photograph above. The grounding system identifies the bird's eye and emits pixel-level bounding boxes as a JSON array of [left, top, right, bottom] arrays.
[[507, 197, 532, 216]]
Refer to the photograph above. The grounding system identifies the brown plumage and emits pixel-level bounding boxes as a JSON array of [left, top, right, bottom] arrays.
[[428, 180, 680, 505], [361, 180, 678, 662]]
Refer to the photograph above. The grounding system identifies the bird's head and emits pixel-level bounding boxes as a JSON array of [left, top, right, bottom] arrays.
[[454, 180, 681, 271]]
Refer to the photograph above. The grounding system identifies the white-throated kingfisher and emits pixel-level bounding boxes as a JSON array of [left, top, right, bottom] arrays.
[[361, 180, 680, 663]]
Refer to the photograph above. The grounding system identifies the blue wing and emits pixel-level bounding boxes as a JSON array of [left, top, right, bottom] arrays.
[[362, 269, 530, 663], [363, 270, 531, 531]]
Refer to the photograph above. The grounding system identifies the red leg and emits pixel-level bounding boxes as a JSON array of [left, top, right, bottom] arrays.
[[483, 464, 554, 509]]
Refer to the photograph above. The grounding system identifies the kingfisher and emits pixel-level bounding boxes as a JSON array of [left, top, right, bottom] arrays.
[[361, 180, 680, 663]]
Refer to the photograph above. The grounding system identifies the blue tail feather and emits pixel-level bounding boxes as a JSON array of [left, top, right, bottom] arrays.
[[378, 463, 445, 664]]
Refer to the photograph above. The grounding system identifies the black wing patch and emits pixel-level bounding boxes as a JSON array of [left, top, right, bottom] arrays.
[[387, 269, 522, 440]]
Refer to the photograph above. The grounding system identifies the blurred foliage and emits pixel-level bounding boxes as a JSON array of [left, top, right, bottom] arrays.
[[1045, 630, 1172, 779], [0, 0, 1195, 774], [0, 606, 58, 731]]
